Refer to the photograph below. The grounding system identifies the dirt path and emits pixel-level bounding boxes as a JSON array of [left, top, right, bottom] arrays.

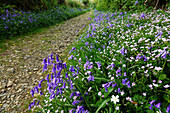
[[0, 11, 92, 112]]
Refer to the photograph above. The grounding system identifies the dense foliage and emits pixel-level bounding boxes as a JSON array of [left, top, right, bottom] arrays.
[[95, 0, 169, 11], [0, 6, 89, 40], [0, 0, 64, 13], [67, 0, 83, 8], [27, 6, 170, 113]]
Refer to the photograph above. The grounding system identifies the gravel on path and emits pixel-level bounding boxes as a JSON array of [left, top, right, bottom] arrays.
[[0, 10, 92, 113]]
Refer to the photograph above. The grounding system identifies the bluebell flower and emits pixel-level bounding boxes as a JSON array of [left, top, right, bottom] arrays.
[[79, 96, 84, 101], [107, 81, 113, 87], [51, 73, 53, 81], [70, 82, 74, 89], [69, 66, 75, 72], [28, 18, 33, 23], [84, 61, 89, 70], [122, 78, 127, 85], [28, 104, 31, 110], [47, 58, 51, 66], [30, 89, 34, 97], [166, 105, 170, 113], [45, 74, 49, 81], [72, 100, 80, 106], [143, 55, 147, 61], [149, 104, 153, 110], [87, 62, 93, 69], [104, 85, 108, 92], [4, 26, 8, 29], [38, 83, 41, 89], [155, 103, 161, 109], [85, 42, 89, 46], [69, 109, 75, 113], [43, 64, 47, 72], [141, 13, 145, 19], [120, 47, 127, 55], [31, 100, 35, 106], [124, 72, 127, 76], [117, 88, 121, 93], [135, 1, 138, 5], [34, 86, 39, 93], [50, 53, 54, 61], [116, 68, 121, 74], [107, 62, 115, 70], [87, 75, 94, 82], [68, 55, 74, 60], [96, 62, 101, 69], [112, 83, 117, 88], [62, 82, 66, 88], [63, 62, 67, 68], [40, 91, 43, 95], [52, 63, 56, 74], [136, 54, 140, 59], [85, 92, 88, 96], [56, 55, 60, 63], [126, 81, 131, 88], [161, 51, 167, 59], [36, 100, 40, 105], [65, 72, 68, 78], [150, 100, 156, 105], [50, 93, 55, 99], [98, 48, 101, 52], [59, 88, 63, 95]]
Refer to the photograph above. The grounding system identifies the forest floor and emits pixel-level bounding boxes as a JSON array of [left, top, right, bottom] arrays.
[[0, 10, 92, 113]]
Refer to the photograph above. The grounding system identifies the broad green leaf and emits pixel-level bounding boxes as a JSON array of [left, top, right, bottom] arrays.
[[95, 98, 110, 113]]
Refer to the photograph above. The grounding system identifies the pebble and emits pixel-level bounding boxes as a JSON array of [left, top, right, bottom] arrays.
[[3, 104, 9, 108], [7, 81, 13, 87], [7, 68, 15, 73]]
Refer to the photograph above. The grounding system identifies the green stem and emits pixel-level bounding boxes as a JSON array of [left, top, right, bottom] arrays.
[[74, 82, 92, 112], [157, 90, 170, 95], [161, 59, 166, 73]]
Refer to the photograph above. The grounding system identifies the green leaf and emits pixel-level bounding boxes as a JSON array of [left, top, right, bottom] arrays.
[[163, 94, 169, 101], [93, 77, 109, 81], [159, 74, 166, 80], [95, 98, 110, 113], [104, 87, 114, 98]]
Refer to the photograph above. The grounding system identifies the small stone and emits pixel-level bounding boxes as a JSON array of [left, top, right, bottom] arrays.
[[7, 95, 10, 98], [7, 68, 15, 73], [33, 68, 39, 71], [7, 81, 13, 87], [0, 85, 3, 89], [1, 89, 6, 93], [6, 101, 10, 104], [3, 104, 9, 108], [37, 72, 42, 75], [17, 89, 22, 93]]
